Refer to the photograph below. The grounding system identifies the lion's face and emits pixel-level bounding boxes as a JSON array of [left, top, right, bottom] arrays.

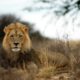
[[3, 22, 31, 53], [7, 28, 26, 52]]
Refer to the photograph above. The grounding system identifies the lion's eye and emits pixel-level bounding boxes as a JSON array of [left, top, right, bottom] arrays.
[[19, 34, 23, 37], [10, 35, 14, 37]]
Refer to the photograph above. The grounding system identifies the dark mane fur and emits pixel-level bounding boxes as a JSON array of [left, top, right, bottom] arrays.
[[0, 48, 42, 69]]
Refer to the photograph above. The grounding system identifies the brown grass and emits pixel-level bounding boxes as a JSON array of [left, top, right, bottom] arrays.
[[31, 38, 80, 80]]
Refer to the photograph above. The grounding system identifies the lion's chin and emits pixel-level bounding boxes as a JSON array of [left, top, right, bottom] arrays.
[[12, 48, 20, 52]]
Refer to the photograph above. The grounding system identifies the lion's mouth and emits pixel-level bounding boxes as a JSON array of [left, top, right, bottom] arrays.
[[11, 47, 20, 52]]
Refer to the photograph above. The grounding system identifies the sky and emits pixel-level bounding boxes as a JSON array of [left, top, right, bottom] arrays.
[[0, 0, 28, 13], [0, 0, 80, 40]]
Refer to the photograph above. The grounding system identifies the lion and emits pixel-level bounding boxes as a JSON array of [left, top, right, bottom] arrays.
[[1, 22, 47, 69], [0, 22, 47, 80]]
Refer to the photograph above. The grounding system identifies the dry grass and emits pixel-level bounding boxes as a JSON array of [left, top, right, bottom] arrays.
[[31, 38, 80, 80]]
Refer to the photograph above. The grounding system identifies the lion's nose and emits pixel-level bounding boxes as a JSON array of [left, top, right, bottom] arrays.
[[14, 43, 19, 46]]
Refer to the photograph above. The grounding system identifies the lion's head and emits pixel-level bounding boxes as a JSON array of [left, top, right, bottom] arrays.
[[2, 22, 31, 54]]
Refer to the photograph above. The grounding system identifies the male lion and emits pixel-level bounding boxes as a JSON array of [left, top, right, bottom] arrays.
[[0, 22, 47, 80], [1, 22, 45, 69]]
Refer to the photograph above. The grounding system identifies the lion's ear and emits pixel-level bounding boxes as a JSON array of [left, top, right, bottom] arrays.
[[4, 23, 14, 33], [24, 26, 29, 32], [4, 26, 8, 33]]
